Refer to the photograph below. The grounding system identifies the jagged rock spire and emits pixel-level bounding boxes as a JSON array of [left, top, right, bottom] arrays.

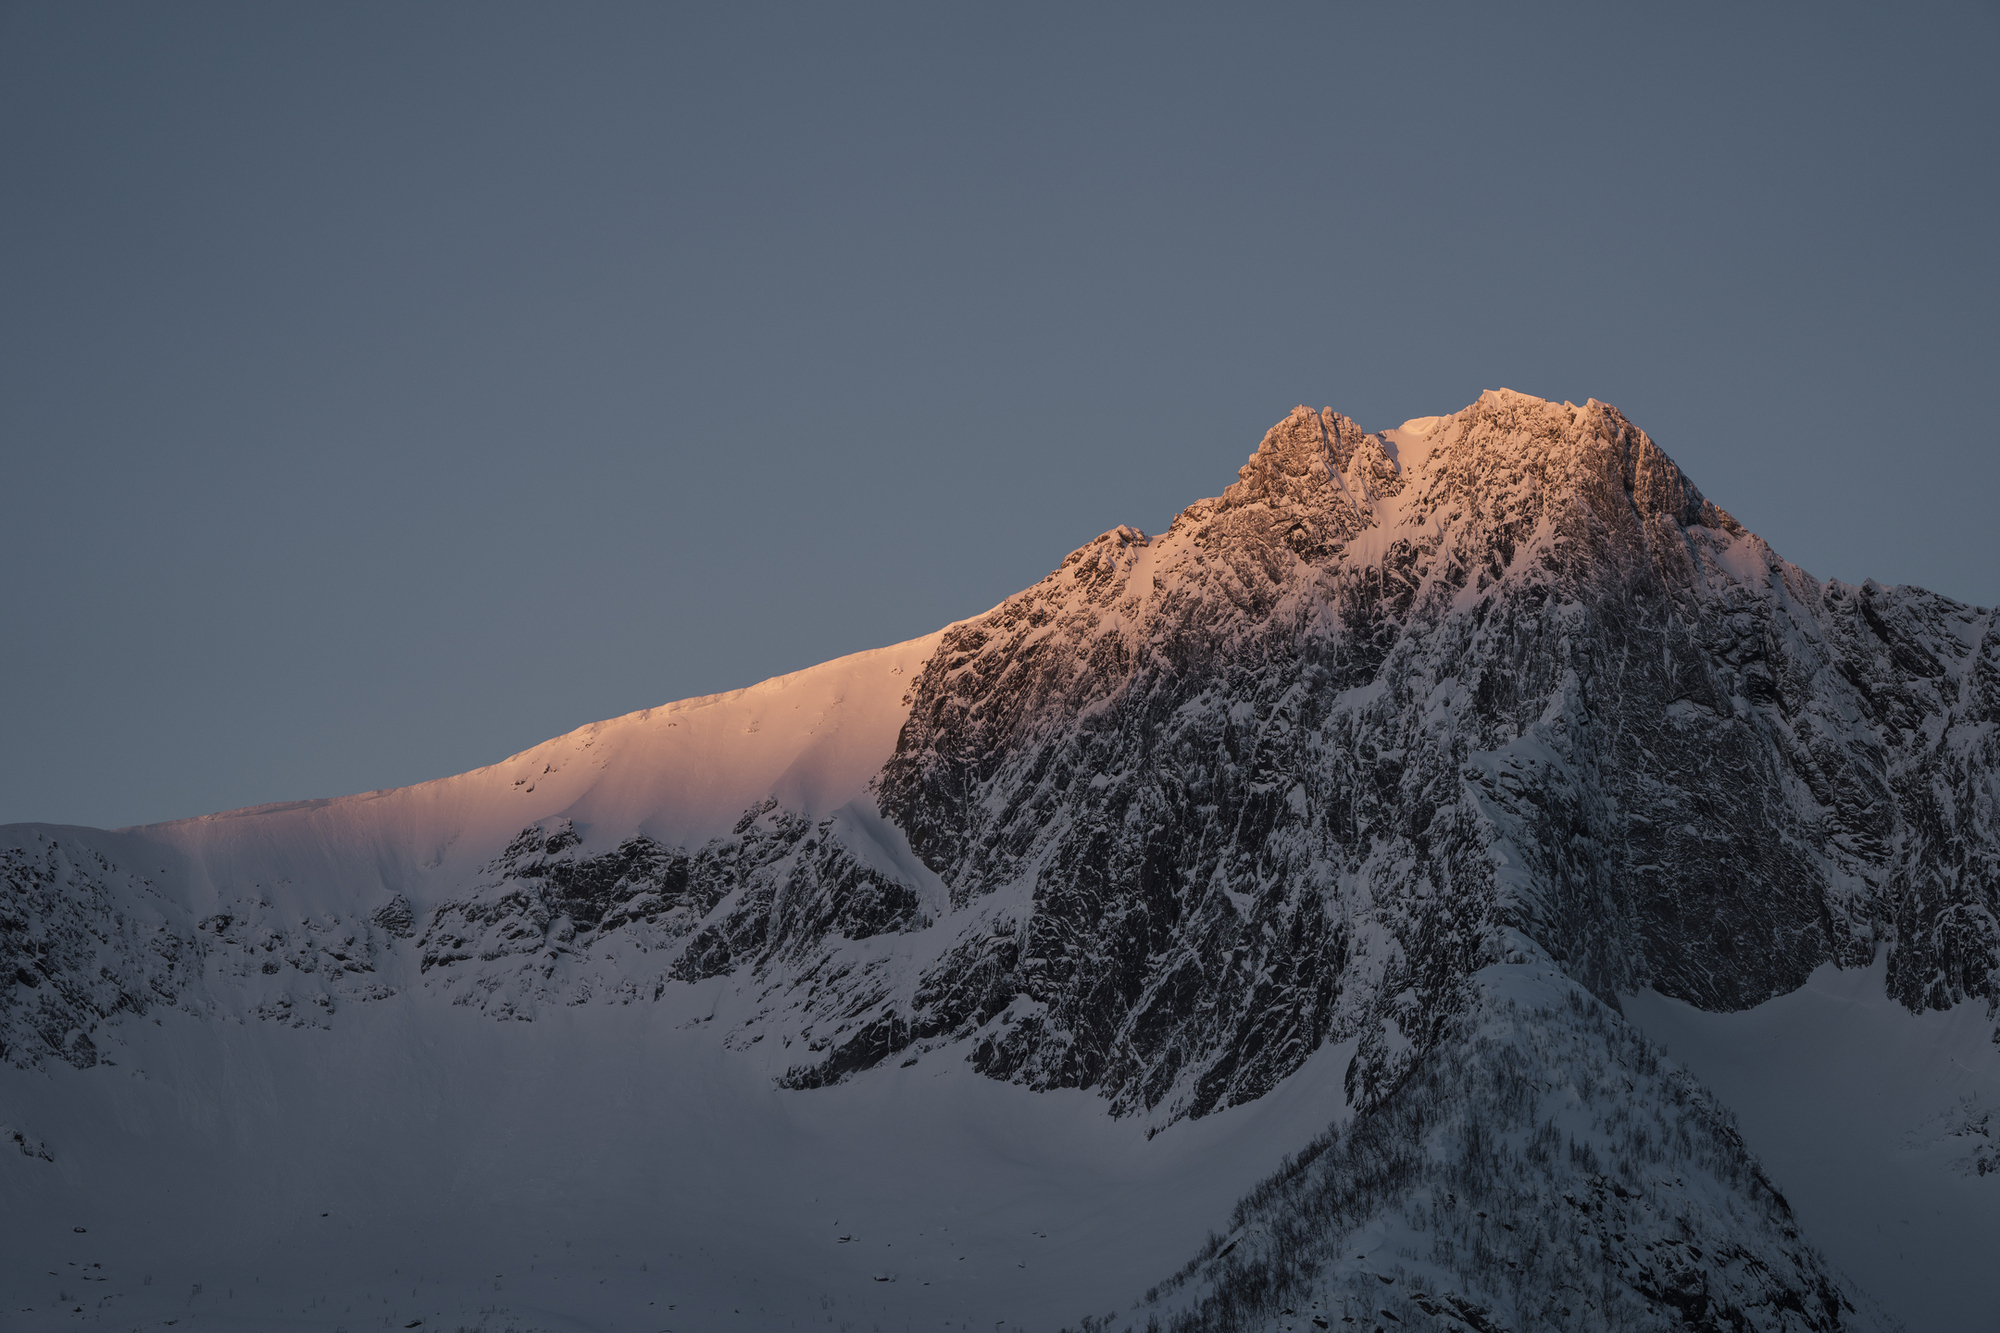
[[1208, 406, 1401, 558], [1223, 406, 1353, 511]]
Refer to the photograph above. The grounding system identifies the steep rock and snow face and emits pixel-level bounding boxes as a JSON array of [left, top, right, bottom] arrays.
[[872, 390, 1999, 1120]]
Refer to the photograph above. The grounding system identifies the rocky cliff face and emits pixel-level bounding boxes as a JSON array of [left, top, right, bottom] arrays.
[[868, 390, 1997, 1119]]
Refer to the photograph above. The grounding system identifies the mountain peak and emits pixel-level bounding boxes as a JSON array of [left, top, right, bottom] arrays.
[[1222, 405, 1375, 512], [1372, 390, 1745, 540], [1478, 386, 1548, 407], [7, 391, 1991, 1333]]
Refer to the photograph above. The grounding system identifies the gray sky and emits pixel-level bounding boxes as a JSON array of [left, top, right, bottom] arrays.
[[4, 2, 1995, 830]]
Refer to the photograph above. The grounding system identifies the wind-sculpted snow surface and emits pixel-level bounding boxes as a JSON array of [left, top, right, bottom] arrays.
[[4, 391, 1995, 1329], [2, 632, 947, 1069]]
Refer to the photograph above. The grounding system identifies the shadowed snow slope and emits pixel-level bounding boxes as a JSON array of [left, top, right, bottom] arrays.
[[6, 392, 1996, 1331], [1625, 957, 2000, 1331], [0, 968, 1362, 1332]]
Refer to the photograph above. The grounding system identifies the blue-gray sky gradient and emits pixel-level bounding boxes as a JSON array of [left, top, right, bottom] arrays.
[[4, 2, 1995, 829]]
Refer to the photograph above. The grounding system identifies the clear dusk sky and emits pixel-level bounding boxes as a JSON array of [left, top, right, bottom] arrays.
[[3, 2, 1995, 829]]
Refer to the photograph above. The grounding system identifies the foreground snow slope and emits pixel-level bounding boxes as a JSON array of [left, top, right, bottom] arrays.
[[1130, 957, 1892, 1333], [0, 965, 1361, 1332]]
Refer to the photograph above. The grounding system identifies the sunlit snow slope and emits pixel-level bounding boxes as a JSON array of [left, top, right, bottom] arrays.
[[133, 629, 946, 908]]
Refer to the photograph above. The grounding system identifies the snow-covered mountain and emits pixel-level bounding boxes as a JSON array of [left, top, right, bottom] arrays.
[[5, 390, 1996, 1331]]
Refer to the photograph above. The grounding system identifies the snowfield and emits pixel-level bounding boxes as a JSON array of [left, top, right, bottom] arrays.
[[1, 973, 1360, 1331], [127, 629, 949, 913]]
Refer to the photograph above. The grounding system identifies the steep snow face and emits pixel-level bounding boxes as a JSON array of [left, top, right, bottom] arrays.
[[137, 629, 946, 902]]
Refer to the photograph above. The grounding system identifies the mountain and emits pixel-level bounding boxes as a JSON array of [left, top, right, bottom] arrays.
[[4, 390, 1995, 1332]]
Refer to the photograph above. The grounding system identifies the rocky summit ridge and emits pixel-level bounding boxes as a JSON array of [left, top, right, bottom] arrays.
[[7, 389, 1996, 1331]]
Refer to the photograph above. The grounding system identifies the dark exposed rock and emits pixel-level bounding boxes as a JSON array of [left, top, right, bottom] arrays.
[[1, 832, 401, 1063], [371, 895, 415, 938], [416, 801, 932, 1013], [1, 838, 185, 1068]]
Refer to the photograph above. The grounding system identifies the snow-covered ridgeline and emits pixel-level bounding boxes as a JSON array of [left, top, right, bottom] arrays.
[[8, 391, 1997, 1115], [2, 632, 943, 1067], [5, 390, 1996, 1330]]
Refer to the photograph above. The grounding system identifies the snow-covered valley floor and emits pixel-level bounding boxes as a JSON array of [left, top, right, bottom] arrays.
[[1624, 957, 2000, 1331], [1, 977, 1358, 1333]]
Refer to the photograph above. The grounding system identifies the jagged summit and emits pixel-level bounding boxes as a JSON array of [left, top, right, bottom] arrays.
[[1478, 384, 1547, 405], [1226, 405, 1363, 492], [882, 384, 1993, 1106], [1206, 391, 1741, 580]]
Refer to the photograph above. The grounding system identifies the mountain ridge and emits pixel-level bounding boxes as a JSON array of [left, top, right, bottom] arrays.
[[10, 390, 1996, 1101], [6, 390, 1995, 1330]]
